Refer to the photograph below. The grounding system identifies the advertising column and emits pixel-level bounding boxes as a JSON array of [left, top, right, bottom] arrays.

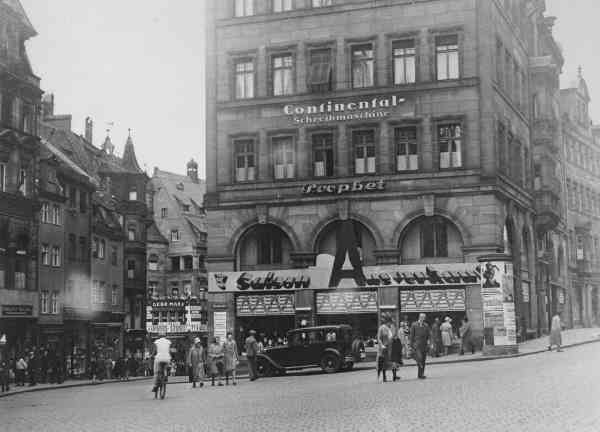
[[478, 254, 518, 355]]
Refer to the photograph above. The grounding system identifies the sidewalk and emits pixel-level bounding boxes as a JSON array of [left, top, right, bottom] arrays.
[[2, 327, 599, 398]]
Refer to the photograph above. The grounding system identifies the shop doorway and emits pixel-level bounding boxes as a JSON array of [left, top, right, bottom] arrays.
[[317, 314, 378, 343]]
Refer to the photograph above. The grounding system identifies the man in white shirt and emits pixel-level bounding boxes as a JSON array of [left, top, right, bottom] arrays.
[[151, 330, 172, 392]]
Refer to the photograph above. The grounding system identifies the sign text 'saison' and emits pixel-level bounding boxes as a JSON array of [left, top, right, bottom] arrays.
[[302, 180, 385, 195]]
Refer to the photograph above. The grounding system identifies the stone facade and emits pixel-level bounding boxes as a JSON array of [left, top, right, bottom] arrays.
[[205, 0, 543, 346]]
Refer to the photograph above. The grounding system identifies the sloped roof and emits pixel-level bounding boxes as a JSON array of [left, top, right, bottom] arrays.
[[40, 139, 98, 186], [152, 169, 205, 208], [147, 222, 169, 244], [121, 135, 142, 173], [2, 0, 36, 37], [185, 216, 207, 236]]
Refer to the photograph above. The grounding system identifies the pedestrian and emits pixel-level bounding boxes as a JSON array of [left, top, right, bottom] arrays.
[[440, 317, 454, 356], [376, 321, 392, 382], [459, 316, 475, 355], [410, 313, 431, 379], [223, 332, 239, 386], [187, 337, 205, 388], [245, 330, 259, 382], [40, 349, 48, 384], [399, 316, 411, 359], [27, 351, 37, 386], [126, 355, 137, 380], [15, 355, 27, 386], [390, 327, 403, 382], [89, 355, 97, 382], [207, 336, 224, 386], [430, 317, 442, 357], [104, 356, 113, 380], [549, 312, 563, 352], [0, 360, 9, 392]]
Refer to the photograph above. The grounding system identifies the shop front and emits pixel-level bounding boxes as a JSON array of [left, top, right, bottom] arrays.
[[0, 304, 37, 359], [315, 290, 378, 340]]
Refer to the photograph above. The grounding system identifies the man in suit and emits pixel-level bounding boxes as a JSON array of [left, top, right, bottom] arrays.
[[245, 330, 259, 381], [410, 313, 431, 379]]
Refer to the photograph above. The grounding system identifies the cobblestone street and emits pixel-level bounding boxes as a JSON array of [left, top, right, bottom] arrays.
[[1, 342, 599, 432]]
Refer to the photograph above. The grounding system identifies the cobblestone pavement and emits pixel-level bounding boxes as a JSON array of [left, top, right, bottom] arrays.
[[1, 343, 599, 432]]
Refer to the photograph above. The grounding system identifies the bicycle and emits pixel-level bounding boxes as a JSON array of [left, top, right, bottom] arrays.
[[154, 362, 168, 400]]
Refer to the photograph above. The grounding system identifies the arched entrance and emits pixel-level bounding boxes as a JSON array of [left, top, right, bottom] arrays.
[[314, 219, 377, 265], [236, 223, 293, 271], [398, 215, 464, 263]]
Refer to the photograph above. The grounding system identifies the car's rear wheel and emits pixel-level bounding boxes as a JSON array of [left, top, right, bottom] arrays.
[[257, 359, 273, 377], [320, 353, 340, 373]]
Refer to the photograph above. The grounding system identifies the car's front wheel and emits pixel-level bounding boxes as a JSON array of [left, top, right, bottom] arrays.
[[320, 353, 341, 373]]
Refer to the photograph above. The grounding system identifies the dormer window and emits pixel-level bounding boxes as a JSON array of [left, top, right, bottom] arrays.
[[182, 204, 190, 212], [129, 187, 138, 201]]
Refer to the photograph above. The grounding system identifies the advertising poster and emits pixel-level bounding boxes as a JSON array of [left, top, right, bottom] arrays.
[[400, 289, 466, 312], [236, 294, 295, 316], [481, 261, 516, 346], [213, 311, 227, 341], [316, 291, 378, 314]]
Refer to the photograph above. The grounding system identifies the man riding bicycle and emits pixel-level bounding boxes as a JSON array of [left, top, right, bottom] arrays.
[[151, 329, 172, 393]]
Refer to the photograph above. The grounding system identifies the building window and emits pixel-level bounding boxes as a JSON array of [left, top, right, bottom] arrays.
[[99, 239, 106, 259], [576, 235, 585, 260], [129, 187, 138, 201], [79, 191, 87, 213], [68, 234, 76, 261], [41, 202, 50, 223], [395, 126, 418, 171], [234, 0, 254, 17], [148, 254, 159, 271], [183, 256, 193, 271], [111, 245, 118, 266], [234, 58, 254, 99], [18, 168, 27, 195], [41, 244, 49, 266], [392, 39, 416, 85], [312, 0, 332, 7], [111, 285, 118, 306], [51, 292, 58, 314], [127, 260, 136, 279], [128, 227, 136, 241], [436, 35, 459, 81], [351, 44, 374, 89], [69, 186, 77, 209], [234, 139, 256, 182], [272, 53, 294, 96], [257, 232, 283, 265], [421, 217, 448, 258], [92, 281, 101, 304], [148, 281, 157, 299], [438, 124, 463, 169], [52, 205, 61, 225], [182, 204, 190, 212], [161, 208, 168, 218], [93, 237, 99, 258], [308, 48, 333, 93], [312, 133, 334, 177], [0, 163, 5, 192], [79, 237, 87, 262], [353, 130, 376, 174], [50, 246, 61, 267], [171, 256, 180, 272], [171, 229, 180, 242], [273, 0, 292, 12], [41, 291, 49, 314], [273, 136, 295, 180]]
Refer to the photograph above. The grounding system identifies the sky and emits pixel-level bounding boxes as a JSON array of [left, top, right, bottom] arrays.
[[18, 1, 599, 179]]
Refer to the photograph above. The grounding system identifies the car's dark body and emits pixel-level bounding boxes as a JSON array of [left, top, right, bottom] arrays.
[[256, 325, 364, 376]]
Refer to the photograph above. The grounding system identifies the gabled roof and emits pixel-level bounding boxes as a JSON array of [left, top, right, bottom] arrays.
[[121, 135, 142, 173], [40, 139, 98, 187], [2, 0, 36, 38], [152, 169, 205, 208], [147, 222, 169, 244], [185, 216, 207, 237]]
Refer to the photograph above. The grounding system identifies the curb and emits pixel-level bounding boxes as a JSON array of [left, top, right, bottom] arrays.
[[1, 336, 599, 399]]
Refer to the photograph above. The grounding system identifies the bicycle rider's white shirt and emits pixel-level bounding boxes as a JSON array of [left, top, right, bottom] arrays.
[[154, 338, 172, 363]]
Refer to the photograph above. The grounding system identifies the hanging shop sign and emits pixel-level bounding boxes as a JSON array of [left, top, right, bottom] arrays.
[[151, 299, 187, 310], [2, 305, 33, 316], [400, 289, 466, 312], [146, 322, 207, 334], [283, 95, 410, 125], [480, 261, 517, 346], [301, 180, 385, 196], [316, 291, 378, 315], [236, 294, 295, 317]]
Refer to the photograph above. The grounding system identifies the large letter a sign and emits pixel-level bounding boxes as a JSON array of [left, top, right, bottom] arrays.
[[328, 220, 367, 287]]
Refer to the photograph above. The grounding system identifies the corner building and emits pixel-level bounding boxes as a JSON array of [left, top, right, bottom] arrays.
[[205, 0, 540, 346]]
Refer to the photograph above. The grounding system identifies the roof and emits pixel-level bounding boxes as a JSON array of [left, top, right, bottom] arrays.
[[121, 135, 142, 173], [185, 216, 207, 237], [147, 222, 169, 244], [2, 0, 36, 38], [40, 139, 97, 186], [152, 169, 206, 208]]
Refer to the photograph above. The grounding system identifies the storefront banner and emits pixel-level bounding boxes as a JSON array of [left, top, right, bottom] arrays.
[[214, 311, 227, 341], [151, 299, 187, 310], [316, 291, 378, 315], [481, 261, 517, 346], [236, 294, 295, 317], [146, 322, 207, 334], [2, 305, 33, 316], [400, 289, 466, 312], [209, 263, 479, 292]]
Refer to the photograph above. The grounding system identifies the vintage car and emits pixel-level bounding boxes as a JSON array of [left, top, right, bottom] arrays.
[[256, 325, 365, 376]]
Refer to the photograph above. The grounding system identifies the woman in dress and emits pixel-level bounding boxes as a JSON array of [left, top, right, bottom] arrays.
[[390, 327, 403, 382], [223, 332, 239, 385], [440, 317, 454, 356], [207, 337, 224, 386], [376, 322, 393, 382], [187, 337, 205, 388], [549, 313, 563, 352]]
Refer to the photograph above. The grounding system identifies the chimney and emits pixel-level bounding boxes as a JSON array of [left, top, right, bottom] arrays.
[[41, 93, 54, 118], [84, 117, 93, 143]]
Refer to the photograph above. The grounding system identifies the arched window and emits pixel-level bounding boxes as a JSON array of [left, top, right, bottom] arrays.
[[237, 224, 293, 270], [399, 216, 463, 263], [127, 224, 137, 241], [315, 220, 377, 266]]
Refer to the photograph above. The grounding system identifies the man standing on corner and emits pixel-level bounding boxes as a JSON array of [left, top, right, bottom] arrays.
[[410, 313, 431, 379], [245, 330, 259, 381]]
